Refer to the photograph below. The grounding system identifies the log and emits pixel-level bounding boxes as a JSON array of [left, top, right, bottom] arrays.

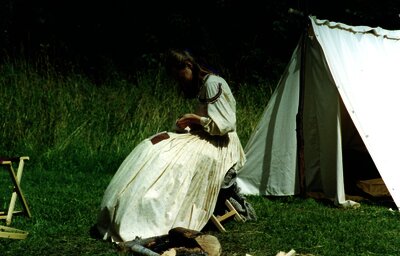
[[169, 227, 221, 256], [194, 234, 222, 256], [126, 244, 161, 256], [161, 249, 176, 256], [121, 234, 170, 253], [120, 227, 221, 256], [168, 227, 202, 248]]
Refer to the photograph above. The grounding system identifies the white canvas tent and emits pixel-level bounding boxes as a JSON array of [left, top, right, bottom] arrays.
[[237, 16, 400, 209]]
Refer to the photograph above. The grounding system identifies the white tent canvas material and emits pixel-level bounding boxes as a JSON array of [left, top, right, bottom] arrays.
[[237, 16, 400, 209]]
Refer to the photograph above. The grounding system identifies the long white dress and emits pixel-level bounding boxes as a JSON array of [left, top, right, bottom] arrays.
[[97, 74, 246, 242]]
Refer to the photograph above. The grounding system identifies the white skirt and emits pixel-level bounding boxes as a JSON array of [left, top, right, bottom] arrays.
[[97, 130, 245, 242]]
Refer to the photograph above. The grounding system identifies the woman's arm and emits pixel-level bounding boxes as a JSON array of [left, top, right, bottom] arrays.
[[202, 78, 237, 135], [176, 113, 202, 130]]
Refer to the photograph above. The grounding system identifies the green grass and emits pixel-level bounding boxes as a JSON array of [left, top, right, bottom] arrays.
[[213, 196, 400, 256], [0, 61, 400, 256]]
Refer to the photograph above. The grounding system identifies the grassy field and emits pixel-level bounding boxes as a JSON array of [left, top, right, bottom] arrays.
[[0, 61, 399, 256]]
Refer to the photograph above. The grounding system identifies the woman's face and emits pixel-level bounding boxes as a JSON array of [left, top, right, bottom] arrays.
[[173, 61, 197, 98], [174, 61, 193, 86]]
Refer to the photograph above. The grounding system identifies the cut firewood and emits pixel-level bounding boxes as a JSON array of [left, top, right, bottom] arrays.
[[120, 234, 170, 254], [120, 227, 221, 256], [168, 227, 202, 248], [194, 234, 221, 256], [125, 243, 161, 256], [276, 249, 296, 256], [169, 227, 221, 256], [161, 248, 176, 256]]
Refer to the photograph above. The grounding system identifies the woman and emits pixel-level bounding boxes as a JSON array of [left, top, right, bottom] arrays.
[[96, 49, 246, 242]]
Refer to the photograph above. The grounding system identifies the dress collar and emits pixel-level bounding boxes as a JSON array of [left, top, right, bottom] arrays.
[[202, 73, 212, 84]]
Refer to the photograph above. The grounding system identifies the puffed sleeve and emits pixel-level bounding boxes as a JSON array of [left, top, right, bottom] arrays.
[[200, 76, 237, 135]]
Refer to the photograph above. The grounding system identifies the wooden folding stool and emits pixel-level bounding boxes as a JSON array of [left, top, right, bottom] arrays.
[[0, 156, 31, 239], [0, 225, 28, 240], [211, 199, 244, 232]]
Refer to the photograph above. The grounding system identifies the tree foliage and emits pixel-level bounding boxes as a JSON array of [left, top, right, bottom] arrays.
[[1, 0, 400, 83]]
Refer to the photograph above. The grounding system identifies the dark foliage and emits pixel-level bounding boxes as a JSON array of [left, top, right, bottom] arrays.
[[1, 0, 400, 83]]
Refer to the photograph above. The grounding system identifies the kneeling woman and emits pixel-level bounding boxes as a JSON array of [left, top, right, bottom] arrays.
[[96, 49, 246, 242]]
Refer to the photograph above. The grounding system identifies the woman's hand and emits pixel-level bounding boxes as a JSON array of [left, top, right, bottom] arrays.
[[176, 113, 201, 130]]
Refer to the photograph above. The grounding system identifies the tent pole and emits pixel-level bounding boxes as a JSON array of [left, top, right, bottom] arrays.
[[296, 25, 308, 197]]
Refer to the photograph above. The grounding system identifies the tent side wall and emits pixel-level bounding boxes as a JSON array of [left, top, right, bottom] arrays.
[[237, 43, 301, 196], [310, 16, 400, 209]]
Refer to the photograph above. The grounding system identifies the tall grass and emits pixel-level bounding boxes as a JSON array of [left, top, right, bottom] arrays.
[[0, 60, 399, 256], [0, 60, 197, 255], [0, 62, 195, 168]]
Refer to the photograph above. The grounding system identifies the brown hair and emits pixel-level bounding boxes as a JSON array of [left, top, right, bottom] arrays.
[[164, 48, 200, 77]]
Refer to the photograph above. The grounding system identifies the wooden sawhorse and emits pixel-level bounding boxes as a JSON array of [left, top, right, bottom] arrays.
[[211, 199, 244, 232], [0, 156, 30, 239]]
